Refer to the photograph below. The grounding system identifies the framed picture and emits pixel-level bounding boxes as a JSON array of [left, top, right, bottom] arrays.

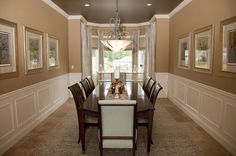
[[24, 27, 43, 72], [0, 18, 18, 79], [178, 33, 191, 69], [193, 25, 214, 73], [47, 34, 59, 69], [221, 16, 236, 73]]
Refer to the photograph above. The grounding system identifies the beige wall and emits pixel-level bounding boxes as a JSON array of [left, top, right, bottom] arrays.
[[0, 0, 69, 95], [169, 0, 236, 94], [68, 20, 82, 72], [156, 19, 169, 72]]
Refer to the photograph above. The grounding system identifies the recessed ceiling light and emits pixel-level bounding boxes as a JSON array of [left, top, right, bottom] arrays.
[[146, 3, 152, 6], [84, 3, 90, 7]]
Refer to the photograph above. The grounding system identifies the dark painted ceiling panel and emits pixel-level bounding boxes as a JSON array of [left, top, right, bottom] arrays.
[[52, 0, 183, 23]]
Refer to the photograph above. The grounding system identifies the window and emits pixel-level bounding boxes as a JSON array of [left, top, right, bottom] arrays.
[[103, 50, 132, 72]]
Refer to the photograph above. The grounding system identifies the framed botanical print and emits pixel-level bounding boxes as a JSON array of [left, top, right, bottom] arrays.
[[24, 27, 43, 72], [193, 25, 214, 73], [47, 34, 59, 69], [221, 16, 236, 73], [178, 33, 191, 69], [0, 18, 18, 79]]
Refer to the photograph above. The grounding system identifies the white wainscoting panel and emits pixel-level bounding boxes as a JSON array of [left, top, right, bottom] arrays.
[[186, 87, 199, 113], [0, 103, 14, 140], [15, 93, 37, 128], [37, 86, 52, 113], [0, 74, 69, 155], [168, 73, 236, 155], [155, 72, 168, 98], [199, 93, 222, 128]]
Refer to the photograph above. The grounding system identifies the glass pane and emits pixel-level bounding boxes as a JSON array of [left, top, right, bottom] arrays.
[[103, 50, 132, 72], [92, 49, 99, 75]]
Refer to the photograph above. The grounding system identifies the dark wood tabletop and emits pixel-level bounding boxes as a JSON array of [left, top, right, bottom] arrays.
[[83, 81, 154, 113]]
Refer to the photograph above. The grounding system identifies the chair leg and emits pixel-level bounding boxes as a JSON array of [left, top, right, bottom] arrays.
[[78, 135, 80, 144], [133, 147, 136, 156]]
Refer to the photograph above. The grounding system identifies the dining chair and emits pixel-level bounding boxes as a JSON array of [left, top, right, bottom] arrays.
[[137, 82, 163, 153], [68, 83, 98, 145], [149, 83, 163, 105], [86, 76, 95, 90], [142, 76, 151, 93], [98, 100, 137, 156], [80, 78, 92, 97], [146, 78, 156, 98]]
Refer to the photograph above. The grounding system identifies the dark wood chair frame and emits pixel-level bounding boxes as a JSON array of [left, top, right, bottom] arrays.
[[86, 76, 95, 90], [98, 103, 137, 156], [137, 82, 163, 148], [68, 83, 98, 154], [142, 76, 151, 93], [80, 78, 92, 97], [146, 78, 156, 98]]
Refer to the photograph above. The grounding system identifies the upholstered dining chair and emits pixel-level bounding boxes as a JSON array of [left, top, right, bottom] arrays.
[[80, 78, 92, 97], [98, 100, 137, 156], [146, 78, 156, 98], [142, 76, 151, 93], [86, 76, 95, 90], [68, 83, 98, 145]]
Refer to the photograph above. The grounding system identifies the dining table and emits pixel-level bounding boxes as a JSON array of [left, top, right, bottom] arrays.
[[79, 81, 154, 154]]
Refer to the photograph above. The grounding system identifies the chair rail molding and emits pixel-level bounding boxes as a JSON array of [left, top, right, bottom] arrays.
[[168, 73, 236, 155], [0, 74, 70, 155]]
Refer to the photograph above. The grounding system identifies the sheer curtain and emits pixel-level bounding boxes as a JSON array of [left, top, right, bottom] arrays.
[[81, 22, 92, 78], [144, 22, 156, 78]]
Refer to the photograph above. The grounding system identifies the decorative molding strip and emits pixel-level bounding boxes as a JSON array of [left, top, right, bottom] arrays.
[[41, 0, 69, 18], [169, 0, 192, 18], [87, 22, 151, 27], [168, 73, 236, 155], [68, 15, 83, 20], [155, 14, 170, 19]]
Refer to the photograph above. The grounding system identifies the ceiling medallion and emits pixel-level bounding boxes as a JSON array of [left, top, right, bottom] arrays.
[[101, 0, 132, 51]]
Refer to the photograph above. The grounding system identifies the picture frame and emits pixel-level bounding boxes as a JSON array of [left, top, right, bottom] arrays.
[[24, 27, 44, 73], [178, 33, 191, 69], [221, 16, 236, 73], [47, 34, 59, 69], [193, 25, 214, 73], [0, 18, 18, 79]]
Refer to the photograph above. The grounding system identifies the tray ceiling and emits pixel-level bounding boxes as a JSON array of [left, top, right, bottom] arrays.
[[52, 0, 184, 23]]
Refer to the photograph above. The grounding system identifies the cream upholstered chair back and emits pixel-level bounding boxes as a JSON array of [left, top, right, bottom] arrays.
[[98, 100, 137, 151]]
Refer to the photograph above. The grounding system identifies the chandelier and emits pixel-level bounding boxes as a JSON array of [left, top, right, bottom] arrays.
[[101, 0, 132, 51]]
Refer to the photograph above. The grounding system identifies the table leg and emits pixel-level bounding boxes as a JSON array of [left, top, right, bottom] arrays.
[[147, 110, 154, 154], [79, 109, 85, 154]]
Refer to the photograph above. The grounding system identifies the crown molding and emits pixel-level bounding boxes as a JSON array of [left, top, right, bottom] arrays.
[[41, 0, 69, 18], [68, 15, 83, 20], [169, 0, 192, 18], [87, 22, 150, 27]]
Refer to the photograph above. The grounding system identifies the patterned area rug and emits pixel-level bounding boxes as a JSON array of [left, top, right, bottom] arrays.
[[28, 101, 205, 156]]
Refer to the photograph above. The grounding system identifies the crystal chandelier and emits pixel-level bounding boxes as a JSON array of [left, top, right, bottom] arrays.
[[101, 0, 132, 51]]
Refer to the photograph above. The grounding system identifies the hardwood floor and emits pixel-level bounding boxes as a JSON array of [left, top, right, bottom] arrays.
[[3, 98, 232, 156]]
